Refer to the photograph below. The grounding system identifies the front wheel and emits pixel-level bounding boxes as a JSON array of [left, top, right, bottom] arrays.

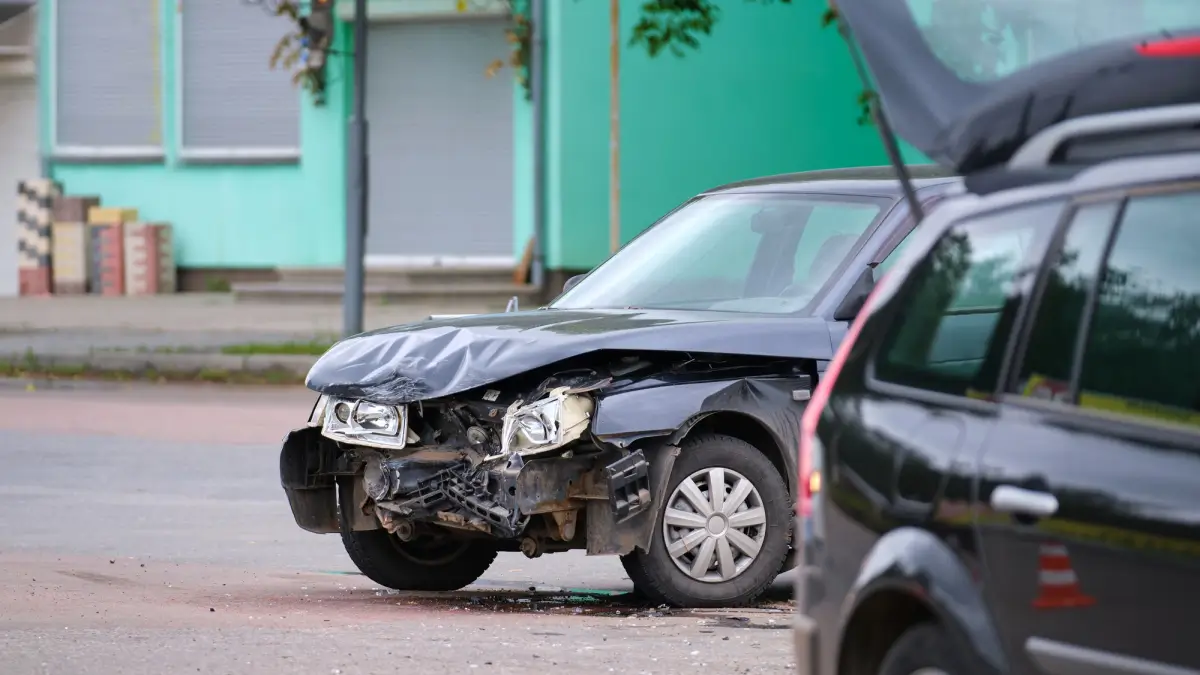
[[620, 433, 791, 607], [338, 488, 496, 592]]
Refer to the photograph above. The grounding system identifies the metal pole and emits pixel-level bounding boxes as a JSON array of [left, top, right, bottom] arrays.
[[529, 0, 546, 290], [608, 0, 620, 254], [343, 0, 369, 337]]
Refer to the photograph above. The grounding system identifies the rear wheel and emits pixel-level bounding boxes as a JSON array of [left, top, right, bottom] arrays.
[[620, 433, 791, 607], [878, 623, 972, 675], [337, 488, 496, 592]]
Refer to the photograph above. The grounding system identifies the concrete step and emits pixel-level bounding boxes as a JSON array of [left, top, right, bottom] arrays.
[[231, 281, 542, 311], [275, 265, 519, 289]]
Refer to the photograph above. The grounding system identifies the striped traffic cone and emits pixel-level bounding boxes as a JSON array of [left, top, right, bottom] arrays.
[[1032, 541, 1095, 609]]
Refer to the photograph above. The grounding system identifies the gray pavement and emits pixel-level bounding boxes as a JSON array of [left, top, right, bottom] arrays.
[[0, 382, 797, 674], [0, 293, 486, 350], [0, 293, 494, 377]]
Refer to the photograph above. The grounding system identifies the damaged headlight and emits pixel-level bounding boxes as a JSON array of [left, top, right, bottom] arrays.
[[321, 396, 412, 449], [497, 387, 594, 459]]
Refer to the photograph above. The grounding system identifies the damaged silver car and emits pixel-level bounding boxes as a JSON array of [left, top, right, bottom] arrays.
[[279, 166, 958, 607]]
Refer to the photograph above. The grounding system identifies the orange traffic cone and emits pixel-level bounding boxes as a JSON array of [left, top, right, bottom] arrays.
[[1032, 542, 1095, 609]]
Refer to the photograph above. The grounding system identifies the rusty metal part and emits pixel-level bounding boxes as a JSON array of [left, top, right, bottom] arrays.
[[516, 455, 608, 516], [520, 537, 540, 558], [548, 510, 578, 541], [435, 511, 492, 534]]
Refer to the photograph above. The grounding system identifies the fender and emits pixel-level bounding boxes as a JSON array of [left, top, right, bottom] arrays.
[[840, 527, 1008, 675], [587, 376, 809, 557], [591, 376, 809, 487]]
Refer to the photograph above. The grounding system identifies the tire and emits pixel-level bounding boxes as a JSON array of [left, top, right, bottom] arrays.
[[619, 433, 791, 607], [337, 490, 497, 592], [878, 623, 973, 675]]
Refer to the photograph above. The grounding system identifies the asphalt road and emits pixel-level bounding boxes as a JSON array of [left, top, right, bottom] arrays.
[[0, 379, 796, 674]]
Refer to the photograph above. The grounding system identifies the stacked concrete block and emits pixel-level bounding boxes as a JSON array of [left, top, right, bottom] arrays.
[[87, 207, 138, 297], [124, 222, 176, 295], [49, 195, 101, 295], [16, 179, 62, 296]]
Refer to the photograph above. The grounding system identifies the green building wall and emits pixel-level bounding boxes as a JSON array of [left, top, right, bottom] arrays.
[[543, 0, 927, 272], [39, 1, 350, 270]]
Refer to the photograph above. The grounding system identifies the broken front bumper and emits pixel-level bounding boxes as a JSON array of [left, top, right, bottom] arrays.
[[279, 426, 659, 545]]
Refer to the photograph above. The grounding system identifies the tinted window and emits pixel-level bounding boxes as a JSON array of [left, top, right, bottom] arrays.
[[1078, 190, 1200, 428], [1014, 203, 1119, 401], [875, 202, 1060, 397]]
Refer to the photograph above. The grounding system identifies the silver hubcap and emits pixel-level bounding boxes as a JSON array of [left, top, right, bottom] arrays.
[[662, 467, 767, 583]]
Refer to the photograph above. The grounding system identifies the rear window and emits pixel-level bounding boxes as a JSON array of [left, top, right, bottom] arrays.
[[1014, 187, 1200, 430]]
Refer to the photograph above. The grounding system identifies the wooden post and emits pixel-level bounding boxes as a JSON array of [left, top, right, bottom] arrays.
[[609, 0, 621, 254]]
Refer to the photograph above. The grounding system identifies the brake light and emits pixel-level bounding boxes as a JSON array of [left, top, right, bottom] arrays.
[[1136, 36, 1200, 58], [797, 273, 889, 517]]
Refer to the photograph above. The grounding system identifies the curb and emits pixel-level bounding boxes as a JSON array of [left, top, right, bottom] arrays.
[[0, 349, 318, 378]]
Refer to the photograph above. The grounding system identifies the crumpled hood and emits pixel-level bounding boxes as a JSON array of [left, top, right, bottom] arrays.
[[305, 309, 835, 404]]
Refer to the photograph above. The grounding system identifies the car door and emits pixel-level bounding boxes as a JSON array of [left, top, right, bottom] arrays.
[[976, 184, 1200, 674], [829, 197, 1064, 537]]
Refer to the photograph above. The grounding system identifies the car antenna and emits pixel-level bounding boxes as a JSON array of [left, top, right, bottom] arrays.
[[506, 295, 519, 313], [835, 15, 926, 224]]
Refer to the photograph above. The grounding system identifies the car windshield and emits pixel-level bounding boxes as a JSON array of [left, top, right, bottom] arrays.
[[905, 0, 1196, 82], [550, 193, 889, 314]]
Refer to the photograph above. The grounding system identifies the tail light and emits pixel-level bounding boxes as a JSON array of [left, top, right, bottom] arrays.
[[1136, 36, 1200, 58], [797, 273, 888, 517]]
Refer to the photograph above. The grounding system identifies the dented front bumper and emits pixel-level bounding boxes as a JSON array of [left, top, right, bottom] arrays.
[[279, 425, 661, 550]]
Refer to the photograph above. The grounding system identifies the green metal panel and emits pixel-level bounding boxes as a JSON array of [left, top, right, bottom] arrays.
[[41, 0, 349, 268], [544, 0, 931, 271]]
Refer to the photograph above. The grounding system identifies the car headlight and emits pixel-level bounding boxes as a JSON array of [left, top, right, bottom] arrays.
[[321, 397, 409, 449], [498, 387, 594, 458]]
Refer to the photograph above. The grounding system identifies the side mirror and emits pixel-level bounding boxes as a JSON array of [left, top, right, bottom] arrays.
[[563, 274, 586, 294], [833, 266, 875, 322]]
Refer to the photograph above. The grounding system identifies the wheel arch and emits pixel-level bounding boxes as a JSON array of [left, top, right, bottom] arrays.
[[835, 527, 1008, 675], [674, 410, 794, 491]]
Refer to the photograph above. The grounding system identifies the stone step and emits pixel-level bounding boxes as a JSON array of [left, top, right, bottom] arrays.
[[231, 281, 542, 312]]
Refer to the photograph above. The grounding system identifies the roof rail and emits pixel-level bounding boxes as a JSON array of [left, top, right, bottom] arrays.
[[1008, 104, 1200, 170]]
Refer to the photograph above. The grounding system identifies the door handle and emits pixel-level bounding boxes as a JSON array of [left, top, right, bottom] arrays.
[[990, 485, 1059, 517]]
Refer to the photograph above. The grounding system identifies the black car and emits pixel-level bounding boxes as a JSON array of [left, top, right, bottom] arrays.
[[795, 2, 1200, 673], [279, 166, 957, 608]]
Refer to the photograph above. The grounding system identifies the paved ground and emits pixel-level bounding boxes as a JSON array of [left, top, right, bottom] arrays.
[[0, 381, 797, 674], [0, 294, 485, 354]]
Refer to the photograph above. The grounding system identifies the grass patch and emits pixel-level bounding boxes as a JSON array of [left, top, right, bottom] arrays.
[[0, 359, 305, 387], [219, 340, 335, 356]]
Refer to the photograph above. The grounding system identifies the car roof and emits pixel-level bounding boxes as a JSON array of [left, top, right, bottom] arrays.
[[952, 151, 1200, 216], [701, 165, 960, 197]]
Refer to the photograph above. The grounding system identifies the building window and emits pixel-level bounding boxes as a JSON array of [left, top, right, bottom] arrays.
[[53, 0, 163, 158], [178, 0, 300, 161]]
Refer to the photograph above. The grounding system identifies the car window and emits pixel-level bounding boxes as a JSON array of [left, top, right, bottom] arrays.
[[1013, 202, 1120, 402], [1078, 190, 1200, 429], [874, 195, 948, 278], [874, 202, 1061, 397]]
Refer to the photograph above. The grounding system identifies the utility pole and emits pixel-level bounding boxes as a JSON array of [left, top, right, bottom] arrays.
[[608, 0, 621, 254], [343, 0, 369, 337]]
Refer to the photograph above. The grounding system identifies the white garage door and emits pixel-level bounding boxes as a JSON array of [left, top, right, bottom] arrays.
[[0, 75, 38, 297], [364, 18, 514, 267]]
